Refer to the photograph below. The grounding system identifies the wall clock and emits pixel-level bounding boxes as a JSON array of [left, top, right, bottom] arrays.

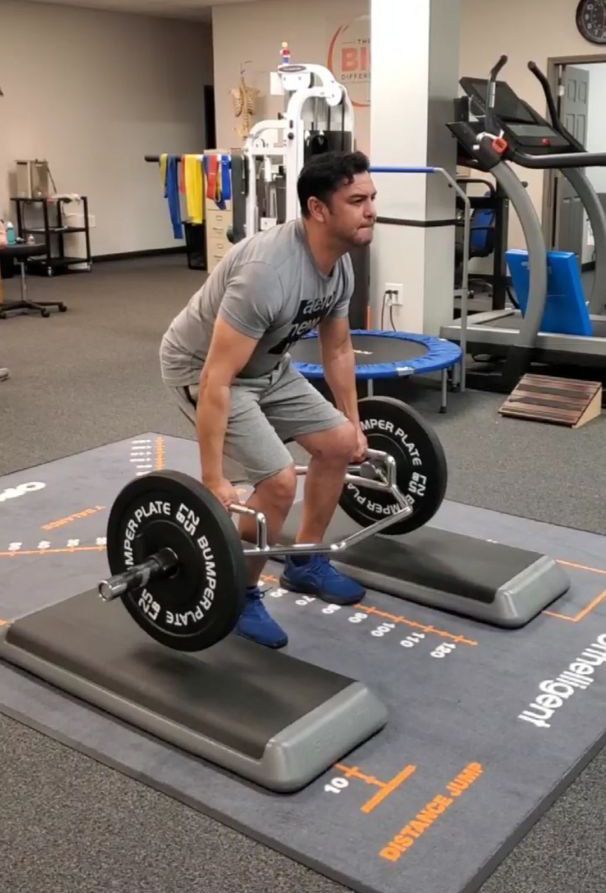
[[576, 0, 606, 44]]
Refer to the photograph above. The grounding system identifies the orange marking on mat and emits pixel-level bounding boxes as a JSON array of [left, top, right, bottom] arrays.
[[334, 764, 385, 787], [333, 762, 417, 814], [357, 604, 477, 646], [0, 619, 8, 627], [361, 765, 417, 815], [0, 546, 105, 558], [41, 505, 106, 532], [155, 436, 166, 470], [544, 589, 606, 622], [557, 559, 606, 577], [267, 582, 476, 644]]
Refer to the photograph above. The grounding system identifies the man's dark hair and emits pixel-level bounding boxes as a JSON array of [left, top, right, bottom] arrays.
[[297, 150, 370, 217]]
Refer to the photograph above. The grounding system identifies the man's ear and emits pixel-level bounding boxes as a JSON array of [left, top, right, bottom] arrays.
[[307, 196, 328, 223]]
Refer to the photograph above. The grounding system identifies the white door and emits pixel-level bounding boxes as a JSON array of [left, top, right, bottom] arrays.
[[553, 65, 589, 264]]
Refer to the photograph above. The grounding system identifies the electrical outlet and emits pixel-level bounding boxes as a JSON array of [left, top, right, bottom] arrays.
[[385, 282, 403, 305], [88, 214, 96, 228]]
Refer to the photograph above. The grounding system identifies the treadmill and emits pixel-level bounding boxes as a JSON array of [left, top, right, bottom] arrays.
[[440, 54, 606, 389]]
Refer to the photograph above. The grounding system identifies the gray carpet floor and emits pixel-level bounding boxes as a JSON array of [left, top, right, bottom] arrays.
[[0, 255, 605, 892]]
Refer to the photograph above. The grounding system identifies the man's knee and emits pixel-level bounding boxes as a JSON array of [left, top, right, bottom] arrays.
[[305, 422, 357, 464], [256, 464, 297, 510]]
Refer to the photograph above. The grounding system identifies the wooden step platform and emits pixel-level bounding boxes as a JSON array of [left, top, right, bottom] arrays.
[[499, 374, 602, 428]]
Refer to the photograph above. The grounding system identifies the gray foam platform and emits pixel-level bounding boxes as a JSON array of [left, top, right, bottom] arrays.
[[0, 433, 606, 893], [0, 590, 387, 792], [280, 504, 570, 627]]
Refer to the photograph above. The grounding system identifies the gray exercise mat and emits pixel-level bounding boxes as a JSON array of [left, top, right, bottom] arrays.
[[0, 433, 605, 893]]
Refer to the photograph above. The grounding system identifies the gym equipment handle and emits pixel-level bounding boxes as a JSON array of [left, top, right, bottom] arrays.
[[508, 147, 606, 168], [226, 448, 400, 558], [238, 450, 414, 557], [98, 547, 179, 602], [527, 61, 560, 131], [485, 54, 508, 138], [489, 54, 508, 81], [241, 500, 413, 560], [298, 448, 397, 486]]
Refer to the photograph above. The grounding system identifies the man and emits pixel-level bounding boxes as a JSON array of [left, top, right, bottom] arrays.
[[160, 150, 377, 649]]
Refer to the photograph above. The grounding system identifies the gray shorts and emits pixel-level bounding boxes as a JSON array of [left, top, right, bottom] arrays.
[[166, 356, 346, 484]]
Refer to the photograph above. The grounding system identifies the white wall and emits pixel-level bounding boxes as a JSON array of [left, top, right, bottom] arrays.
[[370, 0, 460, 334], [211, 0, 369, 153], [0, 0, 213, 255]]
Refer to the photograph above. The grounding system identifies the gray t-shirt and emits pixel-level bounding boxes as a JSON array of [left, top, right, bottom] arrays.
[[159, 218, 354, 386]]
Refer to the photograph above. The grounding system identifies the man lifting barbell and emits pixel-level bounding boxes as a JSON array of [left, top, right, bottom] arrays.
[[99, 398, 446, 652], [159, 151, 377, 649]]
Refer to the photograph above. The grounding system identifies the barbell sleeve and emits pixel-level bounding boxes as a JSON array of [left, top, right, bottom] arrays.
[[98, 547, 179, 602]]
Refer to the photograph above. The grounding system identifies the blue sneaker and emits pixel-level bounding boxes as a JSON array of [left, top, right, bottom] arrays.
[[234, 586, 288, 649], [280, 554, 366, 605]]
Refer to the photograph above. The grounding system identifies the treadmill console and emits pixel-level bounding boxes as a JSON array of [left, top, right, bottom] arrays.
[[459, 77, 577, 155]]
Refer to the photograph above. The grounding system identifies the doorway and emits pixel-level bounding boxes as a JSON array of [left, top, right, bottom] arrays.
[[544, 54, 606, 270]]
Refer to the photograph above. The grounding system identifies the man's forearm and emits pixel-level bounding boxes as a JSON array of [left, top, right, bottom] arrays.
[[196, 378, 230, 482], [323, 351, 360, 425]]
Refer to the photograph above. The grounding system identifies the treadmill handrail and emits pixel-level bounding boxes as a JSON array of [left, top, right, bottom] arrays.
[[507, 147, 606, 168], [527, 61, 560, 131], [527, 61, 584, 150], [485, 54, 508, 137]]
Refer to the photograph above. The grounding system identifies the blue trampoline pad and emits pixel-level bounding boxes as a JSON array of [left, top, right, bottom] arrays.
[[290, 329, 462, 379]]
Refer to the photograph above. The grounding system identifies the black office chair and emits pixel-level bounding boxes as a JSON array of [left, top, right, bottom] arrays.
[[0, 243, 67, 318]]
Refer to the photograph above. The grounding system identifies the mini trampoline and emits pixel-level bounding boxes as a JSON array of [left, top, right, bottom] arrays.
[[290, 329, 462, 412]]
